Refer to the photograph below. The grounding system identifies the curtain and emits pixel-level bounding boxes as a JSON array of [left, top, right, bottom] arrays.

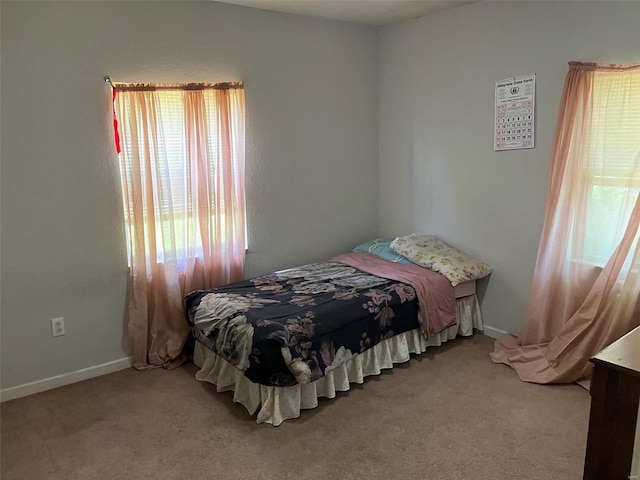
[[491, 63, 640, 383], [114, 83, 246, 370]]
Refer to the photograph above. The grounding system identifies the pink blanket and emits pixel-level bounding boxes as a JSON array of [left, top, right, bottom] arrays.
[[330, 252, 456, 337]]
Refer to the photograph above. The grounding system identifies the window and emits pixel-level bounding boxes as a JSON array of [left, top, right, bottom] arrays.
[[111, 82, 246, 368], [576, 68, 640, 267], [114, 84, 246, 271]]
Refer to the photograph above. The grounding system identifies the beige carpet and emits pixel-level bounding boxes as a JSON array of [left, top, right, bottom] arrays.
[[1, 334, 590, 480]]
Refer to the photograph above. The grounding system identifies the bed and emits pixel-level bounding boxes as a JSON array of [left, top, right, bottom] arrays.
[[186, 236, 492, 425]]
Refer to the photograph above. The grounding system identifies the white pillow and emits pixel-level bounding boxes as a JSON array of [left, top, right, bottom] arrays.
[[390, 234, 492, 286]]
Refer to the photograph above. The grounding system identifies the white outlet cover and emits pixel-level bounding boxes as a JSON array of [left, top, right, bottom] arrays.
[[51, 317, 65, 337]]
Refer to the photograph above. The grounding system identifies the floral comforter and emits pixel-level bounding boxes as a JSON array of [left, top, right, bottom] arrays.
[[186, 253, 454, 387]]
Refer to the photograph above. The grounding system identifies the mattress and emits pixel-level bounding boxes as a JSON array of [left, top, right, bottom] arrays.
[[454, 279, 476, 298], [186, 254, 457, 388]]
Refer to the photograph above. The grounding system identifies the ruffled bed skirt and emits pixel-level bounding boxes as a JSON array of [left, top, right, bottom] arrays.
[[193, 294, 484, 426]]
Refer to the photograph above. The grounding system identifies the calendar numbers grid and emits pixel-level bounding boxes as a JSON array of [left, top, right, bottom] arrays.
[[494, 74, 535, 151]]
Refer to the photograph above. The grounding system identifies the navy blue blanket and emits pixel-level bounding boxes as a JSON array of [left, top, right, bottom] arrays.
[[186, 261, 423, 387]]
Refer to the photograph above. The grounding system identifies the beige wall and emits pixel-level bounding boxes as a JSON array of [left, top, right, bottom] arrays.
[[378, 0, 640, 335], [0, 1, 379, 390]]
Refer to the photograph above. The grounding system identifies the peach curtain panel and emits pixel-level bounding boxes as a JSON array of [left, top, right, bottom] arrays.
[[114, 83, 246, 369], [491, 62, 640, 383]]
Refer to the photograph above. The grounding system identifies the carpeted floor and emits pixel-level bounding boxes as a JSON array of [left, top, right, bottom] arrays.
[[1, 334, 590, 480]]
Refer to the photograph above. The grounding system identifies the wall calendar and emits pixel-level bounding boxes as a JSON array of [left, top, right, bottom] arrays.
[[494, 74, 535, 151]]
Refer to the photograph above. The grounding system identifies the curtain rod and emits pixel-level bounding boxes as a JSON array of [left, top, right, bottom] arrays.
[[568, 61, 640, 72], [103, 76, 242, 91]]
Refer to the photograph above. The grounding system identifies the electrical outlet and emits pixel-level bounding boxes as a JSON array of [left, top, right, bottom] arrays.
[[51, 317, 65, 337]]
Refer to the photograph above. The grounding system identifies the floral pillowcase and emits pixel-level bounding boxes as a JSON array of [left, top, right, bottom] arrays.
[[389, 234, 492, 286]]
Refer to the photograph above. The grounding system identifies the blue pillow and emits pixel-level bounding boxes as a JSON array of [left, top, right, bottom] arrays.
[[352, 238, 413, 264]]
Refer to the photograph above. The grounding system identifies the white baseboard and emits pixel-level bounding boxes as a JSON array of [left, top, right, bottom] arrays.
[[482, 325, 509, 339], [0, 357, 132, 403], [1, 326, 510, 401]]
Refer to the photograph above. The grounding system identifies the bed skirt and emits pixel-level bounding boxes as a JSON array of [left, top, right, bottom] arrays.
[[193, 294, 484, 426]]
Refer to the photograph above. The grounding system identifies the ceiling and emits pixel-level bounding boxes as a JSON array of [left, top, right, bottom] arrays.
[[214, 0, 478, 25]]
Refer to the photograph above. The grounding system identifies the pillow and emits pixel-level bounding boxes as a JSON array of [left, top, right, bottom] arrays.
[[389, 234, 492, 286], [352, 238, 413, 264]]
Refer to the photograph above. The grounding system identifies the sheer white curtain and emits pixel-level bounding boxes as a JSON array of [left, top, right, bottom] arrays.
[[491, 63, 640, 383], [114, 83, 246, 369]]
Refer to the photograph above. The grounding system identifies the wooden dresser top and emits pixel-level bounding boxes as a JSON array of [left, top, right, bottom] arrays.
[[591, 325, 640, 378]]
